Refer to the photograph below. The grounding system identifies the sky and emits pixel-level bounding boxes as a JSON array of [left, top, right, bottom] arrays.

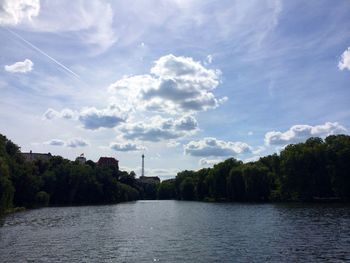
[[0, 0, 350, 180]]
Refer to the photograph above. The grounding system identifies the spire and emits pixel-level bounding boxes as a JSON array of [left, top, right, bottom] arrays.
[[141, 154, 145, 177]]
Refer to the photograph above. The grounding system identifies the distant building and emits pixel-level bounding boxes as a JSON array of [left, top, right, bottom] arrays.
[[138, 176, 160, 184], [75, 153, 86, 164], [22, 150, 52, 162], [137, 153, 160, 183], [97, 157, 119, 169]]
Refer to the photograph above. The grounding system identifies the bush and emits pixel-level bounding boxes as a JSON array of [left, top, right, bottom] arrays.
[[35, 191, 50, 207], [0, 176, 14, 215]]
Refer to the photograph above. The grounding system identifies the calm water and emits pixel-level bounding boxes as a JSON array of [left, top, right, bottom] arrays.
[[1, 201, 350, 262]]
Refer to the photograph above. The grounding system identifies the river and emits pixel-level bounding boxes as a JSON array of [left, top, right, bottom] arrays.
[[1, 201, 350, 262]]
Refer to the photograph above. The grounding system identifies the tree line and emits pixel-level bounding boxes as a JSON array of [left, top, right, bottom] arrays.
[[0, 134, 157, 215], [158, 135, 350, 202], [1, 133, 350, 215]]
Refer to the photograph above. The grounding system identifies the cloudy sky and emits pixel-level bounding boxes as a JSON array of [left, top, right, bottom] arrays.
[[1, 0, 350, 180]]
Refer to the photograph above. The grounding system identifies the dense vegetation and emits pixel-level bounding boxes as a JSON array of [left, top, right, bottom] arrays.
[[0, 134, 157, 215], [158, 135, 350, 202], [1, 134, 350, 215]]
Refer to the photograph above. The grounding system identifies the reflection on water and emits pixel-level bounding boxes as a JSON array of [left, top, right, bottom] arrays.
[[1, 201, 350, 262]]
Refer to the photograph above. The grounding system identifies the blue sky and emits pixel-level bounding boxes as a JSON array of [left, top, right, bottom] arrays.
[[1, 0, 350, 180]]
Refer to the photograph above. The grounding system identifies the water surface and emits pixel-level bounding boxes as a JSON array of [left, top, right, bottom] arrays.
[[1, 201, 350, 262]]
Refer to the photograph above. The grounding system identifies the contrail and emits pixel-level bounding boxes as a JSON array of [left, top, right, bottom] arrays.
[[3, 27, 81, 79]]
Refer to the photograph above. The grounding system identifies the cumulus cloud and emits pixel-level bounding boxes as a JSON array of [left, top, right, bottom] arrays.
[[265, 122, 347, 146], [4, 59, 33, 73], [0, 0, 39, 25], [43, 108, 75, 120], [43, 138, 88, 147], [43, 108, 58, 120], [184, 137, 252, 157], [60, 108, 75, 119], [66, 138, 89, 148], [109, 54, 225, 114], [78, 104, 126, 130], [174, 115, 198, 131], [110, 142, 144, 152], [44, 139, 65, 146], [43, 104, 127, 130], [338, 47, 350, 71], [120, 115, 198, 142], [199, 158, 222, 166], [252, 146, 265, 155]]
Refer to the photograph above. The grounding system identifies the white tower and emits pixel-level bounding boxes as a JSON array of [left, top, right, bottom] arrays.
[[141, 154, 145, 177]]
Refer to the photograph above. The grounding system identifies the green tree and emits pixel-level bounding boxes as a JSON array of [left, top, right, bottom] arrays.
[[180, 177, 195, 200], [242, 164, 270, 201], [0, 159, 14, 214], [227, 167, 245, 201], [326, 135, 350, 199], [208, 158, 242, 200], [158, 179, 176, 200], [35, 191, 50, 206]]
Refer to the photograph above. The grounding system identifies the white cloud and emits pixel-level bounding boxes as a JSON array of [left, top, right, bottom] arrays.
[[78, 104, 127, 130], [110, 142, 144, 152], [120, 115, 198, 142], [109, 54, 225, 114], [244, 156, 260, 163], [43, 138, 88, 147], [199, 158, 222, 167], [43, 104, 127, 130], [66, 138, 89, 148], [60, 108, 75, 119], [43, 108, 58, 120], [1, 0, 116, 53], [44, 139, 65, 146], [252, 146, 265, 155], [32, 0, 116, 53], [150, 54, 218, 81], [108, 74, 157, 111], [265, 122, 347, 146], [4, 59, 33, 73], [166, 141, 181, 148], [0, 0, 39, 25], [43, 108, 75, 120], [184, 137, 252, 157], [338, 47, 350, 71], [174, 115, 198, 131], [205, 55, 213, 64]]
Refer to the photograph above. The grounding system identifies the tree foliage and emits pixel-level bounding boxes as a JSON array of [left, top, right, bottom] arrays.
[[157, 135, 350, 202], [0, 134, 143, 215], [1, 133, 350, 215]]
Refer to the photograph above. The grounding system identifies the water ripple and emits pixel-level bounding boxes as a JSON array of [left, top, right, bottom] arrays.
[[1, 201, 350, 262]]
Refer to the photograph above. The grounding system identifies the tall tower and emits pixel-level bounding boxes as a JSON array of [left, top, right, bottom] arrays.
[[141, 154, 145, 177]]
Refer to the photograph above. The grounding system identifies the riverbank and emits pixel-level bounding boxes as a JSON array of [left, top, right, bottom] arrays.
[[1, 207, 26, 217]]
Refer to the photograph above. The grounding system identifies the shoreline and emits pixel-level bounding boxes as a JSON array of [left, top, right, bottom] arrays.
[[2, 198, 350, 218]]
